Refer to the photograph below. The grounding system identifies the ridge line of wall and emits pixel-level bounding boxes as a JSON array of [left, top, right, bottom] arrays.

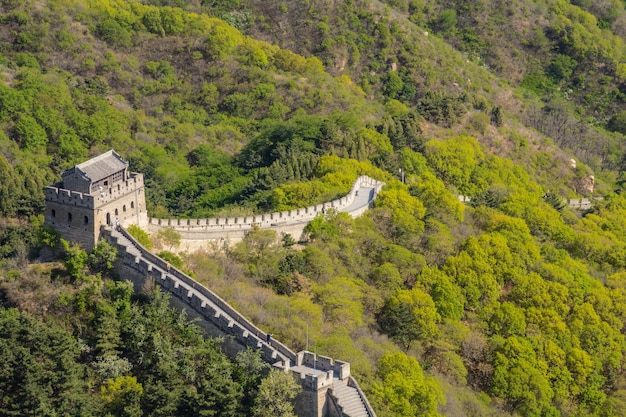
[[145, 176, 384, 231], [107, 226, 297, 364]]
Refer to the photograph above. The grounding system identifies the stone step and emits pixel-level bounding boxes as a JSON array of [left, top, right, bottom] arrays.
[[332, 379, 369, 417]]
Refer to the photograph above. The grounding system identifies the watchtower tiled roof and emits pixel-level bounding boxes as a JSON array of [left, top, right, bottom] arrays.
[[62, 150, 127, 182]]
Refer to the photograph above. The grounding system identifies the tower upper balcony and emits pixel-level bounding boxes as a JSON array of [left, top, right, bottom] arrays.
[[61, 149, 129, 195]]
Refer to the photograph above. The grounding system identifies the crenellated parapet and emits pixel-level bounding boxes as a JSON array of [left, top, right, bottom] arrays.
[[297, 351, 351, 381], [148, 176, 383, 231], [45, 185, 96, 209], [103, 225, 377, 417], [91, 173, 145, 209], [106, 225, 296, 367], [145, 176, 385, 251]]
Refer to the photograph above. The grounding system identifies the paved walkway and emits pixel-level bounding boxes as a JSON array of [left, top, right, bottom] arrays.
[[105, 179, 382, 417], [340, 185, 377, 215]]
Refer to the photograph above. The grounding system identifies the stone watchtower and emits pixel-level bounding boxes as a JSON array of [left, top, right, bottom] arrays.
[[44, 150, 148, 250]]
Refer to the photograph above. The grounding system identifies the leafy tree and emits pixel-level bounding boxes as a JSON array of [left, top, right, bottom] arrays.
[[157, 251, 184, 269], [608, 110, 626, 135], [62, 239, 88, 281], [417, 91, 467, 127], [428, 269, 465, 320], [15, 114, 47, 151], [251, 370, 302, 417], [544, 191, 566, 212], [127, 224, 153, 250], [492, 336, 556, 417], [235, 348, 270, 411], [0, 308, 96, 415], [373, 186, 426, 247], [96, 18, 133, 47], [101, 376, 143, 417], [371, 352, 443, 417], [423, 136, 484, 194], [378, 288, 440, 350], [487, 302, 527, 338], [89, 240, 118, 272], [314, 277, 365, 330]]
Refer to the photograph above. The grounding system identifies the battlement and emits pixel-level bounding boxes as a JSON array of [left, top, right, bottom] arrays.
[[45, 186, 95, 209], [297, 351, 351, 380], [45, 172, 144, 209], [147, 176, 384, 233], [292, 368, 335, 390], [92, 172, 145, 209]]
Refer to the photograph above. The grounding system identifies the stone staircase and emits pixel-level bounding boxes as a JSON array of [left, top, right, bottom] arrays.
[[331, 379, 369, 417], [110, 227, 141, 257]]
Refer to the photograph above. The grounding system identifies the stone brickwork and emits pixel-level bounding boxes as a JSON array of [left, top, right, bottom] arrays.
[[45, 151, 148, 250], [143, 176, 384, 252], [104, 226, 377, 417], [47, 152, 380, 417]]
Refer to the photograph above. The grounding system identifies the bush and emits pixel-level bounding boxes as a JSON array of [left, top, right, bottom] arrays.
[[126, 225, 153, 250]]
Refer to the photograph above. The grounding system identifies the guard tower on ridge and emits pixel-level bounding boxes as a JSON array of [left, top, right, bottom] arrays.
[[44, 150, 148, 250]]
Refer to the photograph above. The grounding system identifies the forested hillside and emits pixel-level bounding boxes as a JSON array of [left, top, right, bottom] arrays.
[[3, 0, 626, 416]]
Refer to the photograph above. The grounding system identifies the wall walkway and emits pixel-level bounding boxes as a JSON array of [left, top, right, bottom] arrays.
[[142, 176, 384, 252], [103, 225, 377, 417], [100, 175, 385, 416]]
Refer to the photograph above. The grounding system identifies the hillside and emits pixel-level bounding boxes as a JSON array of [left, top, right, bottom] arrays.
[[3, 0, 626, 416]]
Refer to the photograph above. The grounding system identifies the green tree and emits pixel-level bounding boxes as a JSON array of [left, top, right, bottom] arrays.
[[0, 308, 95, 416], [101, 376, 143, 417], [62, 239, 88, 281], [158, 251, 184, 269], [608, 110, 626, 134], [379, 288, 440, 350], [15, 114, 47, 151], [89, 240, 118, 272], [127, 224, 153, 250], [492, 336, 556, 416], [372, 352, 443, 417], [235, 348, 270, 410], [251, 370, 302, 417], [429, 269, 465, 320], [96, 18, 132, 47], [487, 302, 527, 338]]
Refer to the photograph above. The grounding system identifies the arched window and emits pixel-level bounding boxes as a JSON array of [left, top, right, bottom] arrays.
[[67, 212, 72, 222], [51, 209, 56, 218], [84, 216, 89, 225], [106, 213, 111, 225], [115, 208, 119, 216], [131, 201, 135, 209], [123, 205, 126, 212]]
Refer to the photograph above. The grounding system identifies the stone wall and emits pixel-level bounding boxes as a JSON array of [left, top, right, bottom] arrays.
[[104, 227, 296, 368], [297, 351, 350, 380], [45, 173, 148, 249], [44, 194, 99, 250], [144, 176, 384, 252], [103, 227, 378, 417]]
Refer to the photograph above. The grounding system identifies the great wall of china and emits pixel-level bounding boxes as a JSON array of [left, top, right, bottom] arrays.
[[44, 151, 383, 416], [144, 176, 384, 252], [102, 177, 383, 417]]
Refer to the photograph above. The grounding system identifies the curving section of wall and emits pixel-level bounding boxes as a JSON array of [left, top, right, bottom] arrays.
[[143, 176, 384, 251], [103, 226, 377, 417]]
